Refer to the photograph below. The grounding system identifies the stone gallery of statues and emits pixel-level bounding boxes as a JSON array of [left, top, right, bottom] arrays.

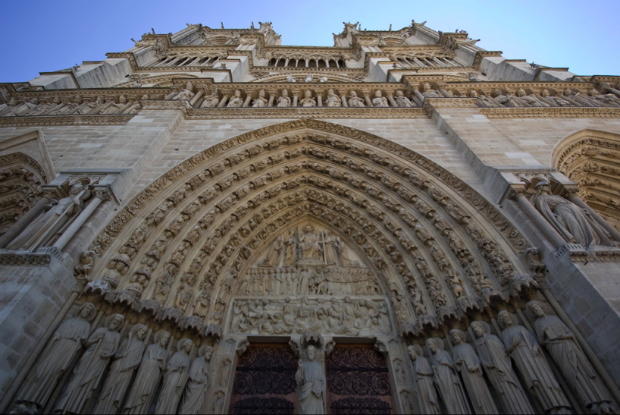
[[1, 17, 620, 415]]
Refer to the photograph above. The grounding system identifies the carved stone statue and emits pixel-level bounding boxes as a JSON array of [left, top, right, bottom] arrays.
[[540, 89, 573, 107], [421, 83, 442, 98], [450, 329, 498, 414], [284, 229, 298, 265], [296, 345, 326, 414], [394, 90, 414, 107], [514, 88, 550, 107], [17, 303, 95, 409], [8, 182, 91, 250], [498, 310, 571, 413], [227, 90, 244, 108], [155, 338, 193, 414], [300, 225, 322, 260], [299, 90, 316, 107], [325, 89, 341, 107], [94, 324, 148, 414], [200, 87, 220, 108], [55, 314, 124, 414], [372, 90, 389, 107], [427, 337, 470, 414], [471, 321, 534, 414], [173, 82, 195, 101], [407, 345, 441, 414], [179, 345, 214, 414], [528, 301, 613, 412], [252, 89, 268, 108], [277, 89, 291, 107], [261, 235, 284, 267], [531, 181, 610, 247], [348, 91, 365, 107], [123, 330, 170, 414]]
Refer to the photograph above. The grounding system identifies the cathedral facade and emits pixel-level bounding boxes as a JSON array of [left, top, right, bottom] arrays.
[[0, 20, 619, 414]]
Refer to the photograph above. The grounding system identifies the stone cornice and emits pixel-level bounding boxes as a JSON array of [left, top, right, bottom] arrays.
[[479, 107, 620, 119], [185, 107, 427, 119], [0, 114, 135, 127]]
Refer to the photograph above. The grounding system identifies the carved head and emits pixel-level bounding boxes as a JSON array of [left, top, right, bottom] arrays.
[[328, 88, 336, 96], [79, 302, 95, 319], [234, 89, 241, 98], [119, 95, 128, 104], [471, 321, 488, 338], [449, 329, 466, 344], [541, 89, 550, 97], [201, 345, 214, 360], [30, 97, 39, 105], [107, 314, 125, 330], [133, 323, 148, 340], [535, 180, 551, 194], [516, 88, 526, 97], [588, 88, 601, 96], [156, 330, 171, 347], [375, 90, 382, 97], [395, 90, 404, 97], [498, 310, 514, 327], [281, 88, 288, 97], [423, 83, 431, 92], [426, 337, 443, 353], [407, 345, 419, 361], [305, 90, 312, 98], [259, 89, 265, 97], [563, 88, 572, 96], [179, 338, 193, 354], [306, 345, 317, 361], [491, 88, 502, 98], [526, 300, 546, 318], [468, 89, 478, 98], [349, 91, 358, 98]]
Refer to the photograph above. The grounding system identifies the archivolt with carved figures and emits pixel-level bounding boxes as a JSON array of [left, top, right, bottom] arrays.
[[85, 120, 533, 340]]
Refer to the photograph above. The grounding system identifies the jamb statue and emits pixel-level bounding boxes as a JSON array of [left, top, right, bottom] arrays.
[[295, 344, 326, 414]]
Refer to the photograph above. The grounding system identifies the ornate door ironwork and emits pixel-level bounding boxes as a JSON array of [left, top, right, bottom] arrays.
[[229, 344, 298, 414], [326, 345, 395, 414]]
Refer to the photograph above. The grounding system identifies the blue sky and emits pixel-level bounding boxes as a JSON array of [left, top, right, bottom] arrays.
[[1, 0, 618, 82]]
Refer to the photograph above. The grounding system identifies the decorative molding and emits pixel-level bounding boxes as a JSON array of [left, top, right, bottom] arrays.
[[0, 114, 135, 127], [480, 107, 620, 119]]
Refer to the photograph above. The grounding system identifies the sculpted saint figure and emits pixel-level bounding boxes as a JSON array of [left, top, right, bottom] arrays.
[[179, 345, 214, 414], [262, 235, 284, 267], [450, 329, 498, 414], [156, 338, 193, 414], [427, 337, 470, 414], [17, 303, 95, 409], [471, 321, 534, 414], [296, 345, 326, 414], [173, 82, 195, 101], [55, 314, 124, 414], [334, 236, 357, 267], [123, 330, 170, 414], [252, 89, 268, 107], [421, 83, 442, 98], [299, 90, 316, 107], [300, 225, 322, 260], [322, 230, 337, 265], [492, 88, 521, 107], [8, 182, 91, 250], [528, 301, 613, 413], [227, 90, 244, 107], [95, 324, 148, 414], [514, 88, 550, 107], [498, 310, 571, 413], [348, 91, 365, 107], [325, 89, 341, 107], [200, 87, 220, 108], [372, 90, 389, 107], [407, 345, 441, 414], [394, 90, 414, 107], [278, 89, 291, 107], [284, 229, 298, 265], [531, 181, 609, 247], [540, 89, 573, 107]]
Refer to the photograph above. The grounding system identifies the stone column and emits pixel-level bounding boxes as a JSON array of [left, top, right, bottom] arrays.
[[53, 189, 110, 251], [340, 93, 348, 107], [0, 197, 50, 249], [242, 93, 252, 107], [268, 91, 276, 107], [189, 91, 203, 107], [292, 91, 299, 107], [317, 93, 323, 107], [387, 93, 398, 107], [217, 93, 229, 108], [567, 193, 620, 242], [414, 89, 426, 104], [363, 92, 372, 107], [513, 191, 567, 248]]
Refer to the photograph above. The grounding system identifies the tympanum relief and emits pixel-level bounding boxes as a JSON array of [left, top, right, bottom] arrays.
[[229, 223, 391, 336]]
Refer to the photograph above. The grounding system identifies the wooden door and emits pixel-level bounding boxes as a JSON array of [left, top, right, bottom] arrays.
[[229, 343, 299, 414], [326, 345, 395, 414]]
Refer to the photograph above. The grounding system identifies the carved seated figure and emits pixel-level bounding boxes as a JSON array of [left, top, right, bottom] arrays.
[[299, 90, 316, 107], [172, 82, 195, 101], [252, 89, 268, 108], [394, 90, 414, 107], [372, 90, 389, 107], [227, 90, 244, 107], [491, 88, 521, 107], [514, 88, 550, 107], [200, 87, 220, 108], [325, 89, 341, 107], [540, 89, 573, 107], [277, 89, 291, 107], [421, 82, 442, 98], [587, 88, 620, 107], [348, 91, 365, 107]]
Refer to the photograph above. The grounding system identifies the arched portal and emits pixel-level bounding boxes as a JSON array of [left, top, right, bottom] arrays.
[[553, 129, 620, 231]]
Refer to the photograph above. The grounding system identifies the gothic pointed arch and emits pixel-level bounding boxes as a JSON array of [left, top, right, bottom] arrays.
[[87, 119, 534, 338], [0, 152, 48, 236], [553, 129, 620, 230]]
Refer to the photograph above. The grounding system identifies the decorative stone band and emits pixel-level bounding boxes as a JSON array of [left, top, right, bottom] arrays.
[[480, 107, 620, 119]]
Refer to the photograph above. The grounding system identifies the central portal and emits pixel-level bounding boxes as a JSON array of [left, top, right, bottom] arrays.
[[229, 343, 395, 414]]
